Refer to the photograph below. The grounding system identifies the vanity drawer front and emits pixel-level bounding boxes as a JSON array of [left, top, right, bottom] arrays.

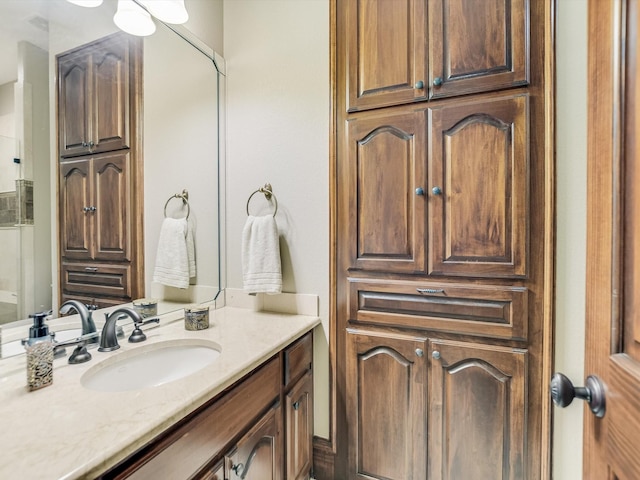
[[61, 262, 131, 299], [284, 331, 313, 388], [348, 278, 528, 341], [118, 357, 281, 480]]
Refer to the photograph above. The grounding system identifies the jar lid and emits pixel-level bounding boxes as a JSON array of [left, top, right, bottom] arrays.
[[185, 304, 209, 313], [133, 298, 157, 306]]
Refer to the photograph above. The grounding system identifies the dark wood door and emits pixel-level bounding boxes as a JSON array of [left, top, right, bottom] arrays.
[[428, 0, 529, 99], [346, 328, 427, 480], [428, 339, 527, 479], [583, 0, 640, 478], [345, 107, 427, 274], [58, 51, 91, 157], [91, 35, 130, 154], [227, 404, 282, 480], [428, 93, 529, 278], [59, 158, 93, 260], [342, 0, 427, 112], [93, 151, 130, 262], [285, 371, 313, 480]]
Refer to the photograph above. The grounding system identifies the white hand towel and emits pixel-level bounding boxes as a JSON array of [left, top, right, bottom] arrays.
[[153, 217, 190, 289], [186, 220, 196, 278], [242, 215, 282, 294]]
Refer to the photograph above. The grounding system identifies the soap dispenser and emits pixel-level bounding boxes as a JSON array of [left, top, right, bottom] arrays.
[[24, 312, 54, 391]]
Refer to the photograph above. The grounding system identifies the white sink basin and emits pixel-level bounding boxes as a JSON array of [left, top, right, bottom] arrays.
[[81, 340, 221, 392]]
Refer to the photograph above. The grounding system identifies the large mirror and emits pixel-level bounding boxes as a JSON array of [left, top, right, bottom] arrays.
[[0, 0, 223, 328]]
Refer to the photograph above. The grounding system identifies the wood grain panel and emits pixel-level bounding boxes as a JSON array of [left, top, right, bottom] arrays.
[[428, 339, 527, 480], [93, 151, 130, 261], [61, 262, 130, 299], [429, 0, 529, 98], [286, 371, 313, 480], [428, 94, 528, 277], [284, 332, 313, 387], [348, 277, 527, 340], [59, 159, 93, 259], [346, 329, 427, 480], [345, 0, 427, 111], [59, 61, 91, 156], [93, 38, 130, 153], [347, 107, 427, 273]]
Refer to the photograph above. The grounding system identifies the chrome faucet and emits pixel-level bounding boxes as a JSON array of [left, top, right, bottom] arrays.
[[60, 300, 98, 343], [99, 307, 143, 352]]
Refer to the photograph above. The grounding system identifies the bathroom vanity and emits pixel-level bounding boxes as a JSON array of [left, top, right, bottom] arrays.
[[0, 305, 319, 479]]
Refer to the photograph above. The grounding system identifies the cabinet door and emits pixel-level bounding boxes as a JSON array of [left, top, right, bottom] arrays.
[[346, 329, 427, 480], [285, 370, 313, 480], [227, 404, 282, 480], [198, 462, 225, 480], [93, 151, 131, 262], [428, 94, 528, 278], [59, 158, 94, 260], [342, 0, 427, 111], [91, 35, 131, 154], [428, 0, 529, 98], [58, 51, 92, 157], [428, 339, 527, 480], [345, 107, 427, 274]]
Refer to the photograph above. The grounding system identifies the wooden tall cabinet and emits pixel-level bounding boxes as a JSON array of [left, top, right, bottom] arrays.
[[331, 0, 553, 479], [57, 33, 143, 309]]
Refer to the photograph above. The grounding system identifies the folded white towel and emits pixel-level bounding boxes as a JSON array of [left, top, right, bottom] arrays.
[[242, 215, 282, 294], [153, 217, 194, 289], [186, 220, 196, 278]]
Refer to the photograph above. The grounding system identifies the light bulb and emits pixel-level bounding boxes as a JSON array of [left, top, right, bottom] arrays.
[[139, 0, 189, 24], [114, 0, 156, 36]]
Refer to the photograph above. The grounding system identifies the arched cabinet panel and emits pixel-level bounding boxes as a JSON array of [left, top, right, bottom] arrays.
[[346, 108, 427, 274], [59, 159, 93, 259], [428, 94, 529, 277], [428, 339, 527, 480], [346, 329, 428, 480]]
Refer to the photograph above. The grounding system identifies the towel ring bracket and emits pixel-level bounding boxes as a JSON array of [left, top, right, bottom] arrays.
[[164, 189, 190, 219], [246, 183, 278, 217]]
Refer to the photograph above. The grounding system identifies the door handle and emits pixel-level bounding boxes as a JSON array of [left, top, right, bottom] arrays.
[[550, 372, 606, 418]]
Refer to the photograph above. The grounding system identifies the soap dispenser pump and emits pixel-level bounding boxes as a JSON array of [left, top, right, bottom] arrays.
[[26, 312, 53, 345], [24, 311, 54, 391]]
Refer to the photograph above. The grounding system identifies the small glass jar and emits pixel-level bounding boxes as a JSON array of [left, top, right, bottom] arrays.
[[133, 298, 158, 318], [184, 305, 210, 331]]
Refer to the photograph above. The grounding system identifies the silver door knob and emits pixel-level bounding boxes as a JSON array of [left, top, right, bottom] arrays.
[[550, 372, 606, 418]]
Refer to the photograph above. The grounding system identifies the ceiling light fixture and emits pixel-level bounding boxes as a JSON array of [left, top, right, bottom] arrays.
[[66, 0, 189, 36], [66, 0, 104, 6], [113, 0, 156, 37]]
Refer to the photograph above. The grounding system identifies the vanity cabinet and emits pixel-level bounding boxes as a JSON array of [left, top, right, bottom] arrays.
[[57, 33, 143, 309], [58, 33, 132, 158], [343, 0, 528, 112], [334, 0, 552, 478], [100, 331, 313, 480]]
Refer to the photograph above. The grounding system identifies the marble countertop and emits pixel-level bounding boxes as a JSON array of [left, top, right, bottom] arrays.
[[0, 305, 320, 479]]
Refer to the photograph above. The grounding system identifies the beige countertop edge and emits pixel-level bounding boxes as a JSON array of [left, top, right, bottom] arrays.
[[0, 306, 320, 480]]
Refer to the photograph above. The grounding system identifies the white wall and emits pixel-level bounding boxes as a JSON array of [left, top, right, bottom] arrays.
[[223, 0, 330, 438], [554, 0, 587, 477]]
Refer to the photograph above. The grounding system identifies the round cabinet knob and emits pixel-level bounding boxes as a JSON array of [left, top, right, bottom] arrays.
[[433, 77, 443, 87], [432, 350, 441, 360], [231, 463, 244, 476], [550, 372, 606, 418], [415, 348, 424, 357], [432, 186, 442, 196], [415, 80, 424, 89], [293, 401, 300, 410], [415, 187, 425, 196]]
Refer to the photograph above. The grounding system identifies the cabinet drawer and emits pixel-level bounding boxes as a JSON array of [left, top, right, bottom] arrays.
[[284, 332, 312, 388], [348, 278, 527, 341], [61, 262, 131, 299]]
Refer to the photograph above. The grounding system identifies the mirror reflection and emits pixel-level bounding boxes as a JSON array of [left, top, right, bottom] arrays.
[[0, 0, 223, 331]]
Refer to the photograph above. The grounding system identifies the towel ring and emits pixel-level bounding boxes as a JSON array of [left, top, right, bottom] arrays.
[[164, 189, 190, 219], [246, 183, 278, 217]]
